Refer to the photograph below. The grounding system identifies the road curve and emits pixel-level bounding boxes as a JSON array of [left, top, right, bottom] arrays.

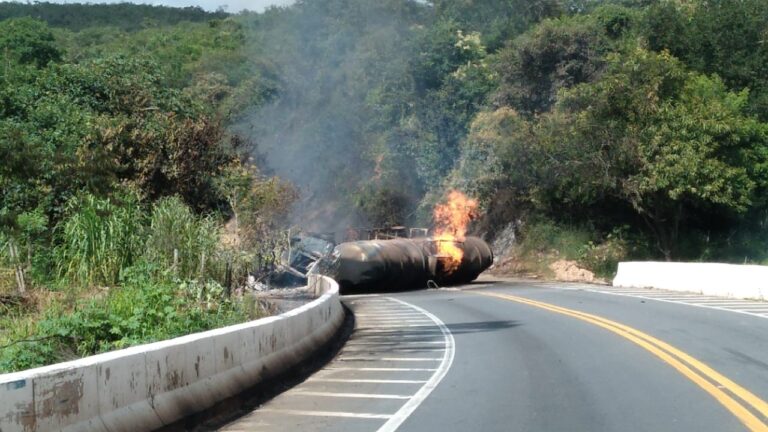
[[219, 279, 768, 432]]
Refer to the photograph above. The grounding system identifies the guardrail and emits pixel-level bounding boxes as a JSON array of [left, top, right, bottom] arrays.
[[613, 261, 768, 300], [0, 275, 343, 432]]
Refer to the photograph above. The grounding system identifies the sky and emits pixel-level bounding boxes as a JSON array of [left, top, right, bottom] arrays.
[[29, 0, 296, 12]]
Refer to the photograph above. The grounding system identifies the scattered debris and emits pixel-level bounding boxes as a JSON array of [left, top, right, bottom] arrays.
[[271, 234, 335, 287], [344, 226, 429, 241], [245, 275, 268, 292], [0, 293, 28, 315], [270, 227, 431, 289]]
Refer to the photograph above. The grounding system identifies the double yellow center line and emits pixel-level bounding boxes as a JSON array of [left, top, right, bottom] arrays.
[[475, 290, 768, 432]]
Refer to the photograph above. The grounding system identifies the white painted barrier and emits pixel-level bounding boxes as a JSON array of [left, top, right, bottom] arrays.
[[0, 275, 343, 432], [613, 261, 768, 300]]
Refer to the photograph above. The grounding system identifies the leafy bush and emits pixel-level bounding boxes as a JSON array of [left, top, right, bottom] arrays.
[[0, 234, 16, 293], [0, 17, 62, 68], [145, 196, 219, 280], [55, 192, 145, 287], [577, 230, 629, 278], [518, 219, 593, 261], [0, 6, 294, 374], [0, 262, 250, 372], [214, 162, 297, 283]]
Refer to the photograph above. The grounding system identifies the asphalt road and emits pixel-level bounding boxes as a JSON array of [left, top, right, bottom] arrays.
[[219, 279, 768, 432]]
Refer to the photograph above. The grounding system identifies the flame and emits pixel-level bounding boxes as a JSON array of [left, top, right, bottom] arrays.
[[433, 190, 478, 273]]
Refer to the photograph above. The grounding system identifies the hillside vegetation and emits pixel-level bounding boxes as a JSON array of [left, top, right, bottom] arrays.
[[229, 0, 768, 270], [0, 10, 291, 371], [0, 2, 226, 31], [2, 0, 768, 370]]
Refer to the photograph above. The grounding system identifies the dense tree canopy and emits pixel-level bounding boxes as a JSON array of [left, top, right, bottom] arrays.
[[542, 49, 768, 257], [3, 0, 768, 268], [644, 0, 768, 120], [0, 2, 226, 31], [0, 17, 62, 68]]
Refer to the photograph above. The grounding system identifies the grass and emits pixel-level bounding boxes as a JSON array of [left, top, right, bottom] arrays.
[[497, 218, 768, 280], [497, 219, 632, 280], [0, 267, 15, 295], [0, 265, 254, 373], [0, 193, 264, 373], [55, 193, 145, 287], [518, 219, 594, 261], [145, 196, 220, 280]]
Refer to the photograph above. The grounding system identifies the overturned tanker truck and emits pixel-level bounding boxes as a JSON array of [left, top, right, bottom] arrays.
[[324, 236, 493, 293]]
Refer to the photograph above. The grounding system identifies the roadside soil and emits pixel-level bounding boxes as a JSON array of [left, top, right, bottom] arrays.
[[490, 254, 609, 285]]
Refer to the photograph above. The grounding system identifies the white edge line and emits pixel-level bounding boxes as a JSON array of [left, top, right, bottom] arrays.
[[292, 391, 413, 400], [339, 357, 442, 362], [345, 341, 445, 346], [257, 408, 391, 419], [353, 326, 437, 329], [376, 297, 456, 432], [582, 289, 768, 320], [323, 367, 438, 372], [352, 333, 444, 337], [308, 378, 428, 383], [342, 348, 445, 352], [354, 333, 443, 337], [355, 313, 427, 316]]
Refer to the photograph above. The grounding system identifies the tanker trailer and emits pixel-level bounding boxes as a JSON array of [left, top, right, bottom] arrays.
[[328, 238, 431, 293], [428, 236, 494, 285], [326, 236, 492, 293]]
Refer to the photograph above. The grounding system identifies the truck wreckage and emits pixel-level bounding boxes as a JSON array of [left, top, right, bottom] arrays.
[[274, 227, 493, 293]]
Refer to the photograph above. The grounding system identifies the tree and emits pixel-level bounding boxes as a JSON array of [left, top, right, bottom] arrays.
[[406, 26, 497, 189], [447, 107, 536, 234], [492, 6, 641, 116], [546, 49, 768, 258], [0, 2, 226, 32], [492, 14, 607, 116], [431, 0, 562, 50], [642, 0, 768, 119], [0, 18, 62, 70], [214, 161, 297, 281]]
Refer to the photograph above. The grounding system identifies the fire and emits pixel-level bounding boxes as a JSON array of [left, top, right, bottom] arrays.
[[433, 190, 478, 273]]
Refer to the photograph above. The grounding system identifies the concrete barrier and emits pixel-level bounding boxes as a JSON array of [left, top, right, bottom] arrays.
[[0, 275, 343, 432], [613, 261, 768, 300]]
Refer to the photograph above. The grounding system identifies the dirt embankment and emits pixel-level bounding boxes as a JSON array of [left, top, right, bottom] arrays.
[[547, 260, 597, 283], [491, 255, 606, 284], [487, 223, 608, 284]]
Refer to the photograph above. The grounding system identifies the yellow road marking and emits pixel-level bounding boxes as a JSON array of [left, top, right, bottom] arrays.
[[475, 291, 768, 432]]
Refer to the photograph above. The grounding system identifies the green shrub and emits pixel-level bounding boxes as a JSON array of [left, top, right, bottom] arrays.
[[55, 192, 145, 287], [578, 237, 627, 279], [0, 262, 250, 372], [519, 219, 593, 261], [0, 234, 15, 294], [0, 335, 66, 373], [0, 301, 70, 372], [145, 196, 219, 280]]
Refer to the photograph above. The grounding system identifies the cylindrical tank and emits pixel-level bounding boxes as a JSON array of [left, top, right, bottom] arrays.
[[330, 238, 431, 293], [327, 236, 493, 293], [431, 236, 494, 285]]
